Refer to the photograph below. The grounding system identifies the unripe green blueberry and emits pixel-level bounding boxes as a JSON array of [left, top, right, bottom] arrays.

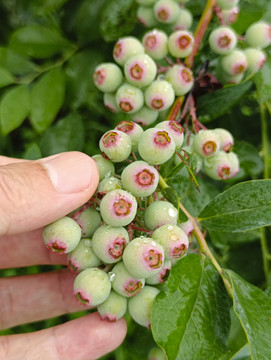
[[148, 346, 166, 360], [43, 216, 81, 254], [209, 26, 237, 55], [173, 8, 193, 30], [220, 72, 244, 84], [154, 0, 180, 24], [221, 7, 239, 25], [145, 79, 175, 112], [99, 130, 132, 163], [137, 6, 158, 28], [213, 128, 234, 152], [103, 93, 119, 113], [152, 223, 189, 260], [203, 151, 239, 180], [100, 189, 137, 227], [244, 48, 266, 73], [245, 21, 271, 49], [144, 201, 179, 231], [67, 238, 101, 272], [155, 120, 184, 147], [142, 29, 168, 60], [131, 106, 159, 126], [192, 130, 220, 157], [165, 64, 194, 96], [115, 120, 144, 153], [145, 260, 171, 285], [116, 83, 144, 114], [73, 268, 111, 306], [97, 176, 122, 197], [124, 54, 157, 88], [136, 0, 156, 5], [73, 207, 101, 238], [113, 37, 145, 66], [217, 0, 239, 10], [168, 30, 194, 58], [123, 237, 165, 278], [92, 225, 130, 264], [128, 285, 160, 328], [97, 290, 127, 321], [178, 219, 194, 238], [111, 261, 145, 297], [92, 154, 115, 181], [138, 128, 176, 165], [220, 49, 248, 76], [93, 63, 123, 93], [121, 160, 159, 197]]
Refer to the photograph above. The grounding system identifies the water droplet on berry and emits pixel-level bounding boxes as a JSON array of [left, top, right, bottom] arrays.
[[108, 272, 116, 282], [168, 225, 174, 231], [84, 239, 92, 248], [168, 208, 177, 217]]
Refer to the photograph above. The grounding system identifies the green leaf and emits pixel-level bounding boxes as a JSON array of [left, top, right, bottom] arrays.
[[254, 58, 271, 103], [100, 0, 137, 42], [0, 67, 15, 87], [40, 112, 84, 156], [0, 85, 30, 135], [232, 1, 265, 34], [199, 180, 271, 232], [197, 81, 253, 123], [30, 68, 65, 133], [23, 142, 42, 160], [161, 187, 188, 223], [152, 254, 231, 360], [0, 47, 37, 75], [224, 270, 271, 359], [9, 25, 71, 59]]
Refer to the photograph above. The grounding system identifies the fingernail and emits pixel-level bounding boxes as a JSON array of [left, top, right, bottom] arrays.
[[42, 152, 96, 194]]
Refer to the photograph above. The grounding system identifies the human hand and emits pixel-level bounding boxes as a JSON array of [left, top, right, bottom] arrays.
[[0, 152, 127, 360]]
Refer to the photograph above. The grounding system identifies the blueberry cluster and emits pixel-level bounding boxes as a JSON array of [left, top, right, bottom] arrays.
[[209, 0, 270, 84]]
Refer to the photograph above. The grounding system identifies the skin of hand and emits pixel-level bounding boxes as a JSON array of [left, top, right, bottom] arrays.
[[0, 152, 127, 360]]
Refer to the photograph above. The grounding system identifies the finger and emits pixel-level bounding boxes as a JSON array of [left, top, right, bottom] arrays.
[[0, 269, 89, 329], [0, 151, 99, 236], [0, 313, 127, 360], [0, 155, 28, 166], [0, 229, 67, 269]]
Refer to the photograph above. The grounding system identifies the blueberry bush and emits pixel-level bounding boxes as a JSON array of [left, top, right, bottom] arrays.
[[0, 0, 271, 359]]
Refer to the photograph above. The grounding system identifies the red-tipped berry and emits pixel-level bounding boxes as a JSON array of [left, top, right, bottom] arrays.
[[155, 120, 184, 147], [145, 79, 175, 111], [142, 29, 168, 60], [165, 64, 194, 96], [97, 290, 127, 322], [209, 26, 237, 55], [124, 54, 157, 87], [113, 37, 145, 66], [144, 200, 179, 231], [67, 238, 101, 272], [115, 83, 144, 114], [99, 130, 132, 162], [93, 63, 123, 93], [192, 130, 220, 157], [168, 30, 194, 58]]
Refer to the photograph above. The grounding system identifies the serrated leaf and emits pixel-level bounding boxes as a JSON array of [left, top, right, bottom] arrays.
[[197, 81, 253, 123], [9, 25, 70, 59], [0, 85, 30, 135], [0, 47, 37, 75], [152, 254, 231, 360], [199, 180, 271, 232], [224, 270, 271, 359], [0, 67, 15, 87], [30, 68, 65, 133]]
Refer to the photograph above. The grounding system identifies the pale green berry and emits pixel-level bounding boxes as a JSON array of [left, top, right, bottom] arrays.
[[221, 7, 239, 25], [220, 72, 244, 84], [244, 48, 266, 73], [145, 260, 171, 285], [103, 93, 120, 113], [92, 154, 115, 181], [73, 268, 111, 306], [92, 225, 130, 264], [138, 128, 176, 165], [99, 130, 132, 162], [148, 347, 166, 360], [217, 0, 239, 10], [178, 219, 194, 238], [203, 151, 239, 180], [152, 224, 189, 260], [93, 63, 123, 93], [145, 80, 175, 112], [115, 120, 144, 153], [128, 285, 160, 328], [168, 30, 194, 58], [142, 29, 168, 60], [43, 216, 81, 254], [73, 207, 101, 238], [192, 130, 220, 157], [155, 120, 184, 147], [165, 64, 194, 96], [121, 160, 159, 197], [213, 128, 234, 152], [137, 6, 158, 28], [123, 237, 165, 278], [124, 54, 157, 87], [111, 262, 145, 297], [245, 21, 271, 49], [220, 49, 248, 76], [97, 176, 122, 197], [131, 106, 159, 126], [173, 8, 193, 30], [144, 201, 179, 231], [67, 238, 101, 272], [154, 0, 180, 24], [113, 37, 145, 66], [100, 189, 137, 227], [97, 290, 127, 321], [116, 83, 144, 114], [209, 26, 237, 55]]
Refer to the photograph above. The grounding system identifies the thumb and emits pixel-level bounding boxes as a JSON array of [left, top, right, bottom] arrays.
[[0, 151, 99, 236]]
